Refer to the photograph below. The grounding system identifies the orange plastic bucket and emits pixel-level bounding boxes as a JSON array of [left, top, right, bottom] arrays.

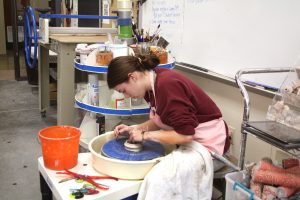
[[39, 126, 81, 170]]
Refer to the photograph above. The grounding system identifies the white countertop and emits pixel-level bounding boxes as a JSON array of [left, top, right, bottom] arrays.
[[38, 153, 142, 200]]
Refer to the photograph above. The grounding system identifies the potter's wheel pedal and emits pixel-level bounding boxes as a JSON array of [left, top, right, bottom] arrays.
[[101, 138, 165, 161]]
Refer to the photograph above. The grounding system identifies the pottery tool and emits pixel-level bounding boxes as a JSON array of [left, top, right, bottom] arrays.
[[132, 23, 139, 40], [152, 24, 160, 37], [150, 30, 161, 43], [140, 28, 144, 42], [149, 24, 161, 43], [157, 36, 169, 49], [56, 169, 118, 190]]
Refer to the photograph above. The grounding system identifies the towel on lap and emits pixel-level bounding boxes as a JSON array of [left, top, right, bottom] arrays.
[[138, 141, 213, 200]]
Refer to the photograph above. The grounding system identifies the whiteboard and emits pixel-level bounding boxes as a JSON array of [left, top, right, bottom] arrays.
[[140, 0, 300, 89]]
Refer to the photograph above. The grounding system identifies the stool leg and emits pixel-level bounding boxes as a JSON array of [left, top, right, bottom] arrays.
[[213, 178, 226, 199], [39, 173, 53, 200], [219, 178, 226, 199]]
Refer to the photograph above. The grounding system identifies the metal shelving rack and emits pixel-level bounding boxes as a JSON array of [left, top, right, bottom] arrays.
[[235, 67, 300, 169], [74, 56, 176, 115]]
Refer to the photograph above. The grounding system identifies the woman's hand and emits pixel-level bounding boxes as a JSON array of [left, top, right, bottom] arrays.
[[114, 124, 133, 138], [128, 129, 144, 143]]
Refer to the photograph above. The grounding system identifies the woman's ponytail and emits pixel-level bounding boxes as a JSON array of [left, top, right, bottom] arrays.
[[137, 54, 160, 70], [107, 54, 159, 89]]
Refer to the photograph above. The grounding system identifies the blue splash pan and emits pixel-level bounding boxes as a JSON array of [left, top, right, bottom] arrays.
[[101, 138, 165, 161]]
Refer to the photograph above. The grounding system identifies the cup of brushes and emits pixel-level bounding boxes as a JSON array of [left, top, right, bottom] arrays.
[[134, 43, 168, 65]]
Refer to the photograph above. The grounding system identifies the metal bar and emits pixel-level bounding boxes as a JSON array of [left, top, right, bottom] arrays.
[[235, 68, 291, 124], [38, 44, 49, 116], [49, 27, 117, 35], [11, 0, 20, 80], [211, 152, 240, 171], [238, 130, 248, 170], [40, 14, 118, 20], [234, 67, 291, 169]]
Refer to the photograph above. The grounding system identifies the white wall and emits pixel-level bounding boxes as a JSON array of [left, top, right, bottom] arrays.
[[175, 68, 290, 165], [0, 0, 6, 55]]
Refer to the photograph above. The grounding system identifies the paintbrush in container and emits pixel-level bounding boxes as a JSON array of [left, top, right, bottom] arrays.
[[150, 29, 161, 43], [132, 23, 140, 40]]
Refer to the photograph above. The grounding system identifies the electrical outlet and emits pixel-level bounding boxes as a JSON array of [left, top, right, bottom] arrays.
[[228, 125, 236, 136], [228, 125, 236, 145]]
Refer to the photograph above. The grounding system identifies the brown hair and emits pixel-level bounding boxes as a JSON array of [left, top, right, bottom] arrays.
[[107, 54, 160, 89]]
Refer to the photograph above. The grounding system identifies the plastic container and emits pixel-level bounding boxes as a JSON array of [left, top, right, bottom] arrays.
[[119, 25, 132, 38], [96, 50, 113, 66], [75, 44, 92, 64], [110, 44, 128, 58], [88, 74, 99, 106], [131, 98, 143, 106], [98, 81, 111, 107], [110, 90, 126, 109], [225, 171, 261, 200], [75, 43, 88, 60], [149, 46, 168, 64], [39, 126, 81, 170]]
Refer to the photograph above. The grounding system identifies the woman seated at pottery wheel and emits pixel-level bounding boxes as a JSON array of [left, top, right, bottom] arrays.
[[107, 55, 230, 200]]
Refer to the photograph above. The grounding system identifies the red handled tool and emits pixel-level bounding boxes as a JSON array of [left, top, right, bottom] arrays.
[[57, 169, 118, 190]]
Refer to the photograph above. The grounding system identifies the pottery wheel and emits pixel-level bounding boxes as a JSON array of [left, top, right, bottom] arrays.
[[101, 138, 165, 161]]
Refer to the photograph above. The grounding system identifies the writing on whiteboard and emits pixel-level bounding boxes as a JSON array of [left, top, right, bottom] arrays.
[[152, 1, 181, 25]]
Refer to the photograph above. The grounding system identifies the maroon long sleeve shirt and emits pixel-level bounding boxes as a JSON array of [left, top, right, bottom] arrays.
[[145, 68, 222, 136]]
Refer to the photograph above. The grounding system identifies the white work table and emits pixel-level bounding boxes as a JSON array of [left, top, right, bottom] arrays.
[[38, 153, 142, 200], [38, 34, 110, 125]]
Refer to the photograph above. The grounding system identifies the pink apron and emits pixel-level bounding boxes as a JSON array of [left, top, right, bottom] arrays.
[[148, 71, 226, 155]]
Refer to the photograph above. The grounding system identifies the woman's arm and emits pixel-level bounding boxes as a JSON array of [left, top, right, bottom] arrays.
[[114, 119, 159, 137], [135, 119, 160, 132], [145, 130, 193, 144], [129, 128, 193, 145]]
